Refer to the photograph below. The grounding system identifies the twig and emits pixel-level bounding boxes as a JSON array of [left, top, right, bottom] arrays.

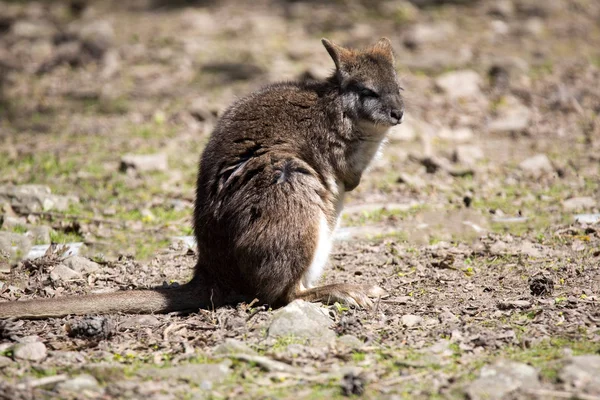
[[381, 299, 412, 305], [373, 295, 382, 314]]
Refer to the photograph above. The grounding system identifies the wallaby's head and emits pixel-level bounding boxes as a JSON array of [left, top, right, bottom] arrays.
[[322, 38, 404, 129]]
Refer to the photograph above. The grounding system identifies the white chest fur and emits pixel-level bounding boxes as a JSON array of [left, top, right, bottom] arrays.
[[303, 178, 346, 289], [303, 213, 333, 288]]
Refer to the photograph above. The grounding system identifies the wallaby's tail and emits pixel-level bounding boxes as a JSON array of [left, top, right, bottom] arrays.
[[0, 283, 205, 319]]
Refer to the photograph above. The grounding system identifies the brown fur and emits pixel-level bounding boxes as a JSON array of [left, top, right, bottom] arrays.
[[0, 38, 404, 319]]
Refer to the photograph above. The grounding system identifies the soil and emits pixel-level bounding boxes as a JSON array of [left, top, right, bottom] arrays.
[[0, 0, 599, 399]]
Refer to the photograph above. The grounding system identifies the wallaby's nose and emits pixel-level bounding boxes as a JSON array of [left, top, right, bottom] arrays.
[[390, 108, 404, 124]]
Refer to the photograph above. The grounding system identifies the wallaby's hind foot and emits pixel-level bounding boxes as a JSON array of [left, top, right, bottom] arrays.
[[295, 283, 387, 309]]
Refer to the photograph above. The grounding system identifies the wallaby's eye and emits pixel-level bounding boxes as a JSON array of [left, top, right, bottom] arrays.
[[359, 87, 379, 98]]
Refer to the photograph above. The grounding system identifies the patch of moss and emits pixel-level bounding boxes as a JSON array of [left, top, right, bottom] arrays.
[[50, 230, 84, 244]]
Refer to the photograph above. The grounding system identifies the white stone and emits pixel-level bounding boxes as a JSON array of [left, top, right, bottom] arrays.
[[12, 342, 47, 362], [401, 314, 423, 328], [435, 70, 482, 99], [519, 154, 554, 178]]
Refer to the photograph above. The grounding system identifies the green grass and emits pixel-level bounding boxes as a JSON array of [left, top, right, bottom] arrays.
[[50, 231, 84, 244], [10, 225, 28, 234], [506, 338, 600, 381]]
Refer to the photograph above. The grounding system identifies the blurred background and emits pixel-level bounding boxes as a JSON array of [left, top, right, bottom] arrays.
[[0, 0, 599, 261]]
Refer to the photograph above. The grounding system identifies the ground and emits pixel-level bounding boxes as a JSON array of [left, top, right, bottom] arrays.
[[0, 0, 599, 399]]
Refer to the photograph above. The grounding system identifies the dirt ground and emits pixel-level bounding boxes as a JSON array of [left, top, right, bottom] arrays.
[[0, 0, 599, 399]]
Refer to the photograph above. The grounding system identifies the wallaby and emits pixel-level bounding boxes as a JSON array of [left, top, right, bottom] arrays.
[[0, 38, 404, 319]]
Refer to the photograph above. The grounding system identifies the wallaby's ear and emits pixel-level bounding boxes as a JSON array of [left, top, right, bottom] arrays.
[[321, 38, 352, 72], [372, 37, 395, 66]]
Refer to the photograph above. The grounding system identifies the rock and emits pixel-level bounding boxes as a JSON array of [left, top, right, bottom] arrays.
[[498, 300, 531, 310], [65, 316, 113, 339], [268, 300, 335, 345], [518, 154, 554, 178], [142, 362, 231, 388], [488, 0, 515, 18], [0, 231, 32, 263], [466, 360, 540, 400], [574, 213, 600, 224], [337, 335, 364, 350], [0, 215, 27, 230], [492, 216, 529, 224], [438, 127, 474, 143], [439, 309, 459, 325], [397, 173, 426, 189], [100, 49, 120, 79], [120, 153, 168, 173], [11, 20, 56, 39], [79, 20, 115, 57], [12, 341, 47, 362], [435, 70, 482, 100], [488, 101, 531, 133], [0, 184, 78, 213], [404, 22, 456, 48], [56, 374, 102, 393], [563, 197, 597, 212], [172, 235, 196, 249], [63, 256, 100, 273], [490, 20, 510, 36], [20, 335, 42, 344], [0, 355, 14, 368], [401, 314, 423, 328], [524, 17, 545, 37], [426, 339, 453, 355], [50, 264, 82, 281], [52, 351, 86, 365], [119, 315, 160, 330], [559, 355, 600, 395], [489, 241, 507, 255], [213, 339, 257, 356], [519, 241, 543, 257], [419, 339, 453, 366], [452, 145, 484, 166], [26, 225, 52, 244], [1, 251, 11, 273]]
